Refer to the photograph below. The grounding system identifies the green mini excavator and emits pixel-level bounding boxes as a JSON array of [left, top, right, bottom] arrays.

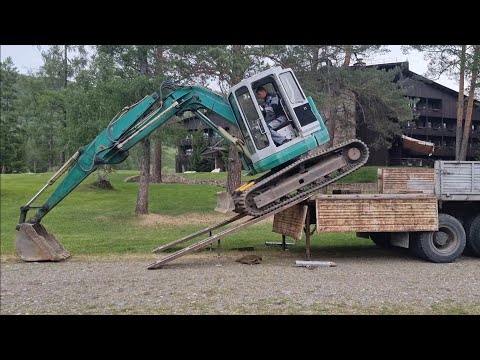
[[15, 66, 368, 263]]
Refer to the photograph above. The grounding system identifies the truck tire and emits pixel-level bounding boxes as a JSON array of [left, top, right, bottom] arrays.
[[464, 214, 480, 257], [412, 213, 466, 263], [370, 232, 391, 248], [409, 232, 426, 260]]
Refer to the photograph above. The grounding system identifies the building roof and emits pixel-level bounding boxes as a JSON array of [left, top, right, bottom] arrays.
[[362, 61, 480, 106]]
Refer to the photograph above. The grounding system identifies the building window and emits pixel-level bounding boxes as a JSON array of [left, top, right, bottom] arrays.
[[429, 98, 442, 111], [416, 98, 427, 110]]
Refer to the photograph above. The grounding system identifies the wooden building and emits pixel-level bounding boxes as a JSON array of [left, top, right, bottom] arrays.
[[359, 61, 480, 166]]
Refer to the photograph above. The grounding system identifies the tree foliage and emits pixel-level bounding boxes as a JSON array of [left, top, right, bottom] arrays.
[[348, 67, 413, 149], [1, 57, 26, 173], [188, 130, 211, 172]]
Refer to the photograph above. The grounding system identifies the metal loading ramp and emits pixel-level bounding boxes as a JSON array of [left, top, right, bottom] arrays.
[[147, 196, 314, 269]]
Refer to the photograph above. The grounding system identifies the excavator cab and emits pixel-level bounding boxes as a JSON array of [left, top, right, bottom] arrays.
[[227, 67, 330, 175]]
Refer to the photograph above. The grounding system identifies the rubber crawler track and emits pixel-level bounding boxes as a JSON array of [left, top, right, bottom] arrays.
[[233, 139, 369, 217]]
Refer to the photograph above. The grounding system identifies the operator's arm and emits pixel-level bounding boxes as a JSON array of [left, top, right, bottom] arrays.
[[264, 99, 276, 122]]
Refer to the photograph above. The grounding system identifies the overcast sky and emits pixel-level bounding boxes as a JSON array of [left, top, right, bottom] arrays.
[[0, 45, 459, 91]]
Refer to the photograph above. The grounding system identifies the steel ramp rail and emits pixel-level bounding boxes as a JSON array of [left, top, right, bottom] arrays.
[[151, 213, 247, 253], [147, 197, 311, 269]]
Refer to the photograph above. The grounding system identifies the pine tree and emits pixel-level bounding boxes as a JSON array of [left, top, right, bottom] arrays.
[[1, 57, 25, 173]]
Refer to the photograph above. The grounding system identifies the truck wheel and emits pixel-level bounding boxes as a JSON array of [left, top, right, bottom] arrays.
[[413, 213, 466, 263], [464, 214, 480, 256], [370, 233, 391, 248], [409, 232, 426, 260]]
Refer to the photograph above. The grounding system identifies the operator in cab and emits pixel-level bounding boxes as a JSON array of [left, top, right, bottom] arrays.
[[255, 86, 290, 146]]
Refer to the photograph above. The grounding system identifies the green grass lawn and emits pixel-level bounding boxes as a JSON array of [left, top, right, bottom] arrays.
[[336, 166, 378, 183], [180, 171, 260, 182], [1, 171, 373, 257], [175, 166, 378, 184]]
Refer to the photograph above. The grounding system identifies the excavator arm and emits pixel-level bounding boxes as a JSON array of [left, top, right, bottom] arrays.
[[15, 83, 249, 261]]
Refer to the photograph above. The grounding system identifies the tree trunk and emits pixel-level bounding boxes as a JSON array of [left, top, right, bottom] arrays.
[[135, 138, 150, 214], [150, 45, 164, 183], [155, 45, 164, 75], [61, 108, 67, 164], [225, 46, 244, 193], [62, 45, 68, 164], [311, 46, 321, 71], [48, 130, 54, 171], [456, 45, 466, 160], [215, 153, 225, 171], [343, 45, 353, 68], [63, 45, 68, 88], [151, 137, 162, 183], [226, 141, 242, 194], [459, 45, 480, 160], [136, 50, 151, 213]]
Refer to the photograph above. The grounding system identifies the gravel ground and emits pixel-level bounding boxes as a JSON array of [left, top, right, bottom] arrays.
[[1, 248, 479, 315]]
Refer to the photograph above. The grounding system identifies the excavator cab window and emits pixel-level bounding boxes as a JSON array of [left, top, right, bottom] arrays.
[[278, 70, 319, 127], [233, 86, 270, 150], [228, 93, 256, 155], [278, 71, 305, 104], [252, 76, 298, 143]]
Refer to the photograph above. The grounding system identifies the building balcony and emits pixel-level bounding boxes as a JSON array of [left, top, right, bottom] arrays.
[[433, 146, 455, 157], [414, 108, 443, 117], [432, 145, 478, 158], [180, 136, 223, 147], [403, 127, 456, 137]]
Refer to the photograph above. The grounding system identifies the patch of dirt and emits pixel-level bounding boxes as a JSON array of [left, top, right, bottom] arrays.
[[90, 179, 114, 189], [136, 212, 274, 227], [124, 175, 227, 187], [136, 212, 233, 226]]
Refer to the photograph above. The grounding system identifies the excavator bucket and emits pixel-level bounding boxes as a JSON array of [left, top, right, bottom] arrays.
[[214, 191, 235, 213], [15, 223, 70, 262]]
